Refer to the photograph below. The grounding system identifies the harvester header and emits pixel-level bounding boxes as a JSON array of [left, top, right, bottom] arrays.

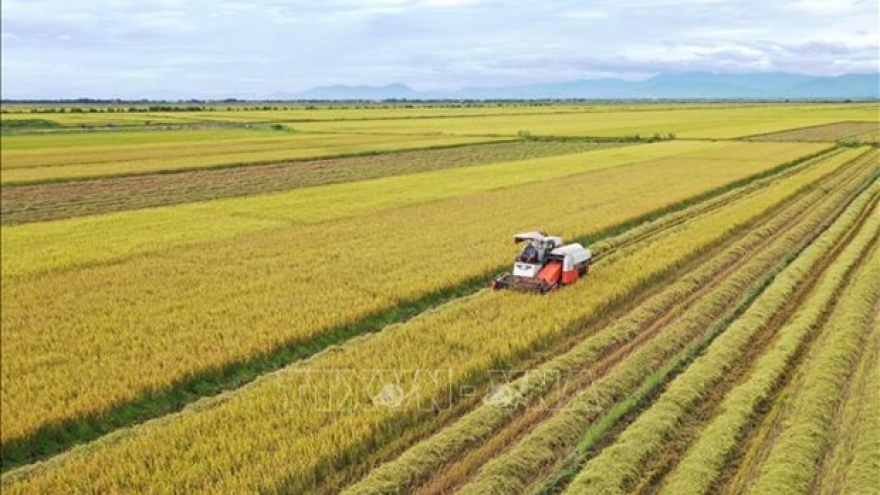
[[492, 231, 592, 293]]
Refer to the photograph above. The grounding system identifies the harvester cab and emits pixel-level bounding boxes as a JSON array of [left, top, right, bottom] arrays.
[[492, 231, 591, 293]]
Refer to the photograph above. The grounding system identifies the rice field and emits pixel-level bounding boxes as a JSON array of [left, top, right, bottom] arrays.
[[1, 103, 878, 494]]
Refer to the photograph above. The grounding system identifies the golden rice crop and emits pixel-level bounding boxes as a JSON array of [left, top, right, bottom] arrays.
[[565, 189, 880, 495], [1, 146, 856, 494], [0, 142, 841, 451]]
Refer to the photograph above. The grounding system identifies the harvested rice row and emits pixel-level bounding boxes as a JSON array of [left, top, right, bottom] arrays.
[[813, 306, 880, 495], [657, 188, 880, 495], [746, 229, 880, 495], [564, 184, 880, 495]]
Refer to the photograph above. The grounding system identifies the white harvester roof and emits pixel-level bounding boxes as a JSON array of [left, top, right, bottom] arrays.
[[513, 231, 563, 245]]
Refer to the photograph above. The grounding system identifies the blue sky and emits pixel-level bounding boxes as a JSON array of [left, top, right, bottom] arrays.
[[1, 0, 877, 99]]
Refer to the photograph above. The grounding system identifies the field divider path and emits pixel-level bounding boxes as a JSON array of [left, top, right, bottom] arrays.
[[557, 181, 880, 495], [1, 146, 848, 472], [337, 149, 874, 495], [451, 161, 879, 495]]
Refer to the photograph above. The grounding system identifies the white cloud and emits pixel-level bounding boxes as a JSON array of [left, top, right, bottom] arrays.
[[1, 0, 877, 98]]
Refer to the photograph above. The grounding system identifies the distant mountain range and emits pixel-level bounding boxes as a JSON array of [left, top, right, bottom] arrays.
[[290, 72, 879, 100]]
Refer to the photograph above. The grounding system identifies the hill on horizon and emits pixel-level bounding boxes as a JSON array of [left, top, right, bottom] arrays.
[[288, 72, 879, 100]]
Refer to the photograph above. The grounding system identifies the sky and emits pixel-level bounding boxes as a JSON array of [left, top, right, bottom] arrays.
[[1, 0, 878, 99]]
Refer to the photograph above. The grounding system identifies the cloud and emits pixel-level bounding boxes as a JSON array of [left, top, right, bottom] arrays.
[[1, 0, 877, 98]]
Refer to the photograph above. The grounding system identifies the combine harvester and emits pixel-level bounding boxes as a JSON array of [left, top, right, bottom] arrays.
[[491, 231, 592, 293]]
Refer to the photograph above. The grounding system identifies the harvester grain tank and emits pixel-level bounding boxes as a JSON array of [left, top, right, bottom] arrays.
[[491, 231, 592, 293]]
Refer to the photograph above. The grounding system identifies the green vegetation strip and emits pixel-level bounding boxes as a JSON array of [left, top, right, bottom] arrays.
[[0, 141, 619, 225], [0, 147, 842, 474], [562, 185, 880, 495]]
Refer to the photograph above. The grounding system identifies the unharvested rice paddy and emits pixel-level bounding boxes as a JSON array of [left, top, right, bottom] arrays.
[[1, 103, 878, 495]]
